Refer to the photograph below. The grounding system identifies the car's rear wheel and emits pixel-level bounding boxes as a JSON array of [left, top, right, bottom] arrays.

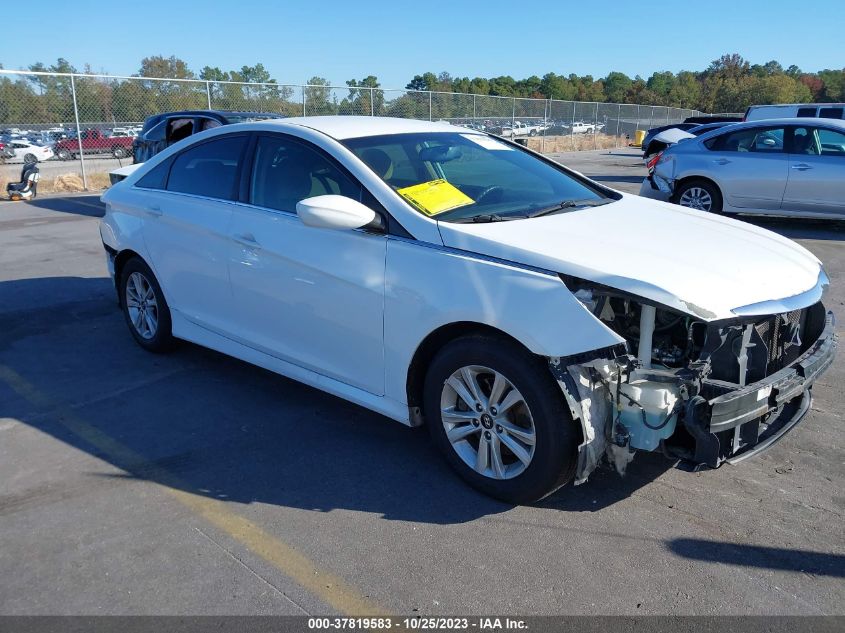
[[56, 149, 71, 161], [673, 179, 723, 213], [112, 146, 127, 158], [119, 257, 174, 353], [424, 335, 579, 504]]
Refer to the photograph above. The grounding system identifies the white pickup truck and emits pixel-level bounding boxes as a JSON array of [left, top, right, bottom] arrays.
[[569, 121, 596, 134], [498, 121, 545, 137]]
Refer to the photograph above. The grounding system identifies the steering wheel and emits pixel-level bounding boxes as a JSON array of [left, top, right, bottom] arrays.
[[475, 185, 505, 205]]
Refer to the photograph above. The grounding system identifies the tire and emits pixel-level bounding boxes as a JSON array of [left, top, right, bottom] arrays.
[[672, 178, 723, 214], [112, 146, 127, 158], [423, 334, 579, 504], [23, 153, 37, 164], [56, 148, 71, 161], [119, 257, 175, 353]]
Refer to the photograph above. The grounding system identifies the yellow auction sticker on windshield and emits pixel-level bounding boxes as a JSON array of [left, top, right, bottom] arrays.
[[396, 179, 474, 216]]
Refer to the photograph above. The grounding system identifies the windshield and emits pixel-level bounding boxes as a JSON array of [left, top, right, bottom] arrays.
[[343, 132, 611, 222]]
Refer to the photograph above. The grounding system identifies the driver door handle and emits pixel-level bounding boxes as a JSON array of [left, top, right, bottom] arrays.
[[791, 163, 812, 171], [714, 158, 731, 165], [145, 204, 162, 217]]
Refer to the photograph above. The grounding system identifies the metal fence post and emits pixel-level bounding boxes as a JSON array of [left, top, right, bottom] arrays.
[[542, 99, 548, 153], [428, 91, 432, 121], [616, 103, 621, 148], [370, 87, 375, 116], [593, 102, 599, 150], [69, 74, 88, 190], [570, 101, 576, 150], [473, 93, 477, 122], [512, 97, 516, 129], [205, 81, 212, 109], [302, 86, 306, 116]]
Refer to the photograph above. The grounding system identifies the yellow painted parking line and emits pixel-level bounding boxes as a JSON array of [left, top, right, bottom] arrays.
[[0, 364, 386, 616]]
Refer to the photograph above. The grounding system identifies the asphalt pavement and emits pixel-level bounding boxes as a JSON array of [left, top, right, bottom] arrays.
[[1, 149, 843, 615]]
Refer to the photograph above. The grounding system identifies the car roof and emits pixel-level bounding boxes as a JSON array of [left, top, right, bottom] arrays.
[[748, 103, 845, 108], [695, 118, 845, 139], [246, 116, 467, 140], [738, 118, 845, 128]]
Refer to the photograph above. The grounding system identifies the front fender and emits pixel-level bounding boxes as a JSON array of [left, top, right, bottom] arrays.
[[383, 238, 624, 405]]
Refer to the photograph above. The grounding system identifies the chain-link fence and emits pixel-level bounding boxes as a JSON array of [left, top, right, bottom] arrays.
[[0, 69, 701, 192]]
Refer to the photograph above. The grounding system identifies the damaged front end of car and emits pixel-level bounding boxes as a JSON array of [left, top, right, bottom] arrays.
[[549, 274, 837, 484]]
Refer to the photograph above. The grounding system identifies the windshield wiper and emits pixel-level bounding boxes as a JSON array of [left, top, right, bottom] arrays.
[[452, 213, 527, 223], [526, 198, 607, 218]]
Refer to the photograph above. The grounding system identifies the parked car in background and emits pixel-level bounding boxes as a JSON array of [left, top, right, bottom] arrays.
[[132, 110, 284, 163], [101, 116, 834, 503], [683, 115, 742, 125], [640, 118, 845, 218], [5, 139, 54, 163], [569, 121, 595, 134], [498, 121, 546, 137], [54, 129, 134, 160], [642, 121, 733, 158], [744, 103, 845, 122], [0, 140, 15, 161]]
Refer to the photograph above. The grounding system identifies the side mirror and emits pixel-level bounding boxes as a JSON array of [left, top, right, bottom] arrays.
[[296, 195, 376, 230]]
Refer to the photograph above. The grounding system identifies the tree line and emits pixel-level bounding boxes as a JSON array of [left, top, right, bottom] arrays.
[[1, 54, 843, 125]]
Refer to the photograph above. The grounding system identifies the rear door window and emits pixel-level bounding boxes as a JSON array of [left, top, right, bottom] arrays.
[[709, 127, 785, 153], [166, 118, 195, 143], [819, 107, 844, 120], [797, 107, 817, 118], [167, 135, 247, 200]]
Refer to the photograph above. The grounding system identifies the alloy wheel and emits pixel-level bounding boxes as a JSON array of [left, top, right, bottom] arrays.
[[125, 272, 159, 340], [679, 186, 713, 211], [440, 365, 536, 480]]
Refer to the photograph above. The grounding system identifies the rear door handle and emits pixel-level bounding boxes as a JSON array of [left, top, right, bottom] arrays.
[[145, 204, 162, 217], [791, 163, 812, 171], [234, 232, 260, 248], [714, 158, 731, 165]]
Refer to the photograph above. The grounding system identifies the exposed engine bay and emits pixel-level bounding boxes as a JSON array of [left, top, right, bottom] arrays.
[[550, 276, 836, 483]]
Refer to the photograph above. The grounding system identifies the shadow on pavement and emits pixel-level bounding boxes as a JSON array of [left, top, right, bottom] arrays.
[[0, 276, 673, 525], [22, 194, 105, 218], [667, 538, 845, 578]]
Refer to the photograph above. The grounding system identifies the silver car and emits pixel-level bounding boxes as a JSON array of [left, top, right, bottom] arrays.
[[640, 118, 845, 218]]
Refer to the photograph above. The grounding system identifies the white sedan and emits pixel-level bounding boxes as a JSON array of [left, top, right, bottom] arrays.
[[100, 117, 835, 503], [7, 139, 54, 163]]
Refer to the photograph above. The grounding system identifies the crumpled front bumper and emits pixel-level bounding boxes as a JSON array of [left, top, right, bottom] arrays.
[[677, 311, 837, 469]]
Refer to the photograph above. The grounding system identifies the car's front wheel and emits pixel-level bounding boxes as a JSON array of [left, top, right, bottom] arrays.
[[119, 257, 175, 353], [673, 179, 723, 213], [424, 335, 579, 504]]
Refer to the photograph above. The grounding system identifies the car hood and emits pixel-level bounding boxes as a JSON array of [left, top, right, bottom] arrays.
[[437, 194, 824, 320]]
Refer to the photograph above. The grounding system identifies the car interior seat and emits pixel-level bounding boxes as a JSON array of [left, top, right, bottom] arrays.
[[6, 163, 39, 200], [793, 132, 817, 154]]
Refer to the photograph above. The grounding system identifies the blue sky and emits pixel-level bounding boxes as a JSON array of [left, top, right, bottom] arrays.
[[4, 0, 843, 87]]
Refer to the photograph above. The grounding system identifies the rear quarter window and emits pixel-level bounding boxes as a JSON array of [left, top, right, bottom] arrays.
[[135, 156, 174, 190]]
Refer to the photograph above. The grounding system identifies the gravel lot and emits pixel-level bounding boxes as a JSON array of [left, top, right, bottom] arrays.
[[1, 149, 843, 616]]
